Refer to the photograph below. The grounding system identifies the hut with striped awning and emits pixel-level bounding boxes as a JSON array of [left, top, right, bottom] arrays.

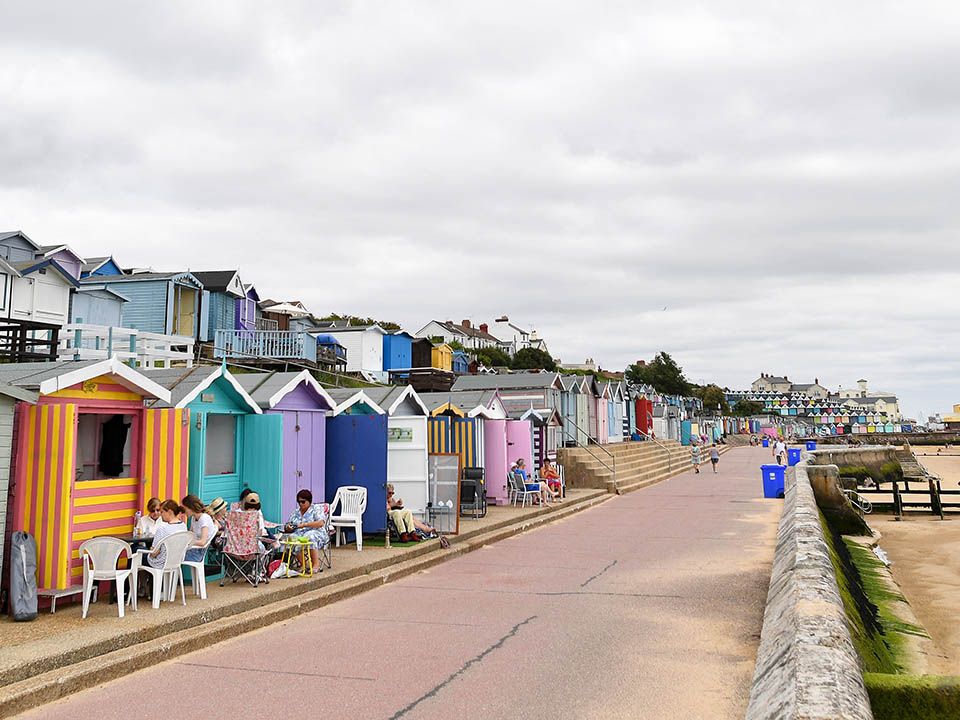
[[4, 358, 178, 593]]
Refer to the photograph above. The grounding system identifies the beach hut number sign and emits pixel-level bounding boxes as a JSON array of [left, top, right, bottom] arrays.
[[388, 427, 413, 442]]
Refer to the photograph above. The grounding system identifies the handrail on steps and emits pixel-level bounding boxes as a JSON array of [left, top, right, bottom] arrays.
[[632, 427, 673, 474], [561, 419, 617, 488]]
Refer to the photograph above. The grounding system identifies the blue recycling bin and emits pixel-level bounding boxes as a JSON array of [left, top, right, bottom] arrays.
[[787, 448, 802, 466], [761, 464, 786, 498], [762, 438, 769, 448], [806, 440, 817, 451]]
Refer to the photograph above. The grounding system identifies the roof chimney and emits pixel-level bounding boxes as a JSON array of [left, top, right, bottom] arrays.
[[446, 320, 453, 325], [461, 319, 471, 329], [479, 323, 488, 333], [815, 377, 819, 385]]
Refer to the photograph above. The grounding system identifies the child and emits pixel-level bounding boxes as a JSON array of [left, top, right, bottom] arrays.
[[709, 445, 720, 474]]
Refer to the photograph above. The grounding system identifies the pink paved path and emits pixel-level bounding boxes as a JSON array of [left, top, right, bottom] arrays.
[[20, 447, 780, 720]]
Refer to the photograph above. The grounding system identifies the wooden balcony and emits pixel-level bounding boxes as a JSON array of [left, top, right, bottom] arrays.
[[214, 329, 317, 363], [59, 324, 194, 368], [0, 319, 60, 363]]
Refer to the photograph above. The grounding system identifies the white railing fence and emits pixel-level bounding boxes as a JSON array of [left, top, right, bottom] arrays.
[[59, 324, 194, 368], [214, 329, 317, 362]]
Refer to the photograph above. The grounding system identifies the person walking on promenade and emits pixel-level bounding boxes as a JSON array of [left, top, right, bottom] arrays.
[[774, 438, 787, 466], [691, 444, 702, 474], [709, 445, 720, 474]]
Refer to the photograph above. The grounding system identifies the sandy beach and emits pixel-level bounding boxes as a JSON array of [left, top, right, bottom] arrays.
[[873, 448, 960, 674]]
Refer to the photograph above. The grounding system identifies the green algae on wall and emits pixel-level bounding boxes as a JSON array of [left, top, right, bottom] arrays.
[[864, 673, 960, 720], [818, 512, 924, 674]]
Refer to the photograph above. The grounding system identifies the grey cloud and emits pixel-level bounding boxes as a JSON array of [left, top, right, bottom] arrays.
[[1, 1, 959, 418]]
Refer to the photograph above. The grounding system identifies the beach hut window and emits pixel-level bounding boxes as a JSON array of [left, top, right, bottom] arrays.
[[205, 413, 237, 475], [76, 413, 134, 480]]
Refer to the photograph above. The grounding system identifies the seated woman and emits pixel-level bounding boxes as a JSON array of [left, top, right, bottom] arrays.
[[136, 497, 163, 537], [141, 500, 187, 569], [540, 459, 563, 499], [284, 489, 330, 570], [386, 483, 421, 543], [514, 458, 558, 504], [241, 492, 279, 551], [182, 494, 218, 562]]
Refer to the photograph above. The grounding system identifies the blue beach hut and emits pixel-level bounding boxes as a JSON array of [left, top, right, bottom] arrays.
[[325, 390, 389, 535]]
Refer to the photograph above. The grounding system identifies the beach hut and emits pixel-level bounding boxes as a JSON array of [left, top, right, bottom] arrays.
[[431, 343, 453, 372], [382, 331, 413, 374], [87, 271, 205, 340], [7, 257, 78, 328], [482, 419, 510, 504], [505, 419, 534, 477], [520, 407, 562, 470], [325, 390, 388, 534], [191, 270, 247, 342], [319, 324, 388, 382], [559, 375, 581, 447], [5, 358, 181, 592], [451, 350, 470, 375], [411, 338, 433, 369], [348, 386, 430, 519], [606, 383, 624, 443], [142, 365, 279, 514], [69, 285, 129, 327], [234, 371, 335, 523]]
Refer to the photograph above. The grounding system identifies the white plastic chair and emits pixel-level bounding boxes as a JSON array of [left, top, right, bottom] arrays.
[[329, 486, 367, 551], [508, 472, 537, 508], [79, 537, 135, 619], [181, 527, 216, 600], [131, 532, 192, 609]]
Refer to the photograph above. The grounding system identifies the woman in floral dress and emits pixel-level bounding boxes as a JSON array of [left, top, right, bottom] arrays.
[[284, 489, 330, 569]]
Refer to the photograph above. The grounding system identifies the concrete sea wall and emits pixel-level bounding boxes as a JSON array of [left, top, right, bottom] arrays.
[[745, 460, 874, 720]]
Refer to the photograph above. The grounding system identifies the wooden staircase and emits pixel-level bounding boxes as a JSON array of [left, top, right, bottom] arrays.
[[558, 440, 726, 495]]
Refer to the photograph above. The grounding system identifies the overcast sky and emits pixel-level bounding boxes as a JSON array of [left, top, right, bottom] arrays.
[[2, 2, 958, 419]]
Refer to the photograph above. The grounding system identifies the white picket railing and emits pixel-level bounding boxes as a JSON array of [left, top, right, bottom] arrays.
[[59, 324, 195, 368], [214, 329, 317, 362]]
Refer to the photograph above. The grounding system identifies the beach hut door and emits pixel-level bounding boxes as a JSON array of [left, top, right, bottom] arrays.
[[241, 414, 283, 525]]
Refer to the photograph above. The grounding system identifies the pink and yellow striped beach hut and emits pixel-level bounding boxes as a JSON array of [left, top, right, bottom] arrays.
[[5, 358, 184, 592]]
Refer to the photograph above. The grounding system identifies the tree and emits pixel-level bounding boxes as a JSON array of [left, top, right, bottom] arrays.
[[447, 339, 466, 352], [731, 399, 765, 417], [512, 347, 557, 372], [319, 313, 401, 331], [626, 352, 692, 396], [694, 384, 730, 415], [474, 346, 512, 368]]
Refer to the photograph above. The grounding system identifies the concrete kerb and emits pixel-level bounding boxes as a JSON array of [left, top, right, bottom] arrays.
[[745, 459, 874, 720], [0, 490, 612, 718]]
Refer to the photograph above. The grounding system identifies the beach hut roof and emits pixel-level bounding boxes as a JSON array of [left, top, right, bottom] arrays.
[[361, 385, 429, 416], [141, 365, 260, 412], [234, 370, 336, 410], [451, 372, 562, 392], [10, 258, 80, 287], [0, 358, 170, 401], [191, 270, 245, 297], [85, 270, 203, 288], [418, 389, 505, 419], [325, 388, 387, 415], [80, 256, 120, 275]]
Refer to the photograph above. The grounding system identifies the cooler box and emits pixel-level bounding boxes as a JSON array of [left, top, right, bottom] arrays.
[[762, 438, 769, 448], [806, 441, 817, 451], [788, 448, 802, 466], [761, 465, 786, 498]]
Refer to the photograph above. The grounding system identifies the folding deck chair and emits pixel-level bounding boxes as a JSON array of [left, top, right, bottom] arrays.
[[220, 510, 271, 587]]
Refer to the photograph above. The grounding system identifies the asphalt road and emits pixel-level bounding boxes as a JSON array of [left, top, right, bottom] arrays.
[[20, 446, 780, 720]]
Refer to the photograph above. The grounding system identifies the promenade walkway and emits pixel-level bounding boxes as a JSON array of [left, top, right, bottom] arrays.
[[18, 447, 780, 720]]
